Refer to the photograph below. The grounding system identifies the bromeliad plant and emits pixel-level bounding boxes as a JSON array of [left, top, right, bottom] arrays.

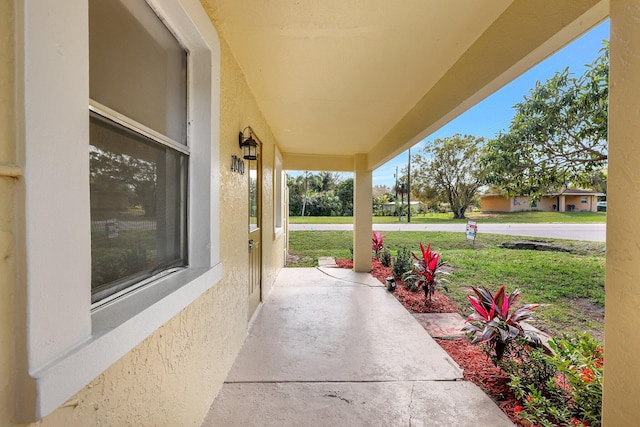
[[372, 231, 386, 258], [462, 285, 541, 363], [402, 243, 450, 302]]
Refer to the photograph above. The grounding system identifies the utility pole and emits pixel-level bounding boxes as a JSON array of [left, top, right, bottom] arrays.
[[394, 166, 398, 217], [301, 171, 309, 216], [408, 148, 411, 223]]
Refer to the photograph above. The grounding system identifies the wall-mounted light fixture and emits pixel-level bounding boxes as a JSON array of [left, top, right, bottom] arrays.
[[238, 126, 258, 160]]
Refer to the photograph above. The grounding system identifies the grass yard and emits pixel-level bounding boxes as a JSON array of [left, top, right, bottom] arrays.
[[288, 211, 606, 224], [287, 230, 606, 341]]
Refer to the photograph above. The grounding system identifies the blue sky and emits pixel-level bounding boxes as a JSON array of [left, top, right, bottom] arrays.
[[372, 20, 610, 188]]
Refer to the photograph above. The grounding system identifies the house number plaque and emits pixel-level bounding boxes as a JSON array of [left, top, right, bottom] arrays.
[[231, 155, 245, 175]]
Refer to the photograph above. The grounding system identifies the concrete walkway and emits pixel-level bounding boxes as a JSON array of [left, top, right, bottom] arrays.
[[203, 268, 514, 426], [289, 223, 606, 242]]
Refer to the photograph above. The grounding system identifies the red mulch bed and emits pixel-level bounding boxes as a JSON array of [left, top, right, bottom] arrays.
[[336, 258, 525, 425]]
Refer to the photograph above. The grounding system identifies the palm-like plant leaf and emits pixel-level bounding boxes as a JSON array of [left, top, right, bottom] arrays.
[[463, 285, 541, 363], [407, 242, 449, 302]]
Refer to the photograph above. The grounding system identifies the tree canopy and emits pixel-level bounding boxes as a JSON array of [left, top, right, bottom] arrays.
[[287, 172, 353, 216], [482, 43, 608, 198], [412, 134, 485, 219]]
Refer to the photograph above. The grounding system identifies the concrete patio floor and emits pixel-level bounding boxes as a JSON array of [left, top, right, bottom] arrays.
[[202, 268, 514, 426]]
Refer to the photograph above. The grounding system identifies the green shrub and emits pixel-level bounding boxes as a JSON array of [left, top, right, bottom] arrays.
[[379, 247, 391, 267], [509, 333, 603, 427], [392, 246, 413, 280], [501, 341, 557, 392]]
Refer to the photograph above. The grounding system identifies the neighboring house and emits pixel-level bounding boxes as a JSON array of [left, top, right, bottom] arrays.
[[481, 189, 605, 213], [0, 1, 636, 426], [381, 200, 420, 214]]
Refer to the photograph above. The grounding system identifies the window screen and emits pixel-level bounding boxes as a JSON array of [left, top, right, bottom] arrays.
[[89, 0, 188, 304]]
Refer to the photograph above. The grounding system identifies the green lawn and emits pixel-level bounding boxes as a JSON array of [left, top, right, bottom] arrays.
[[288, 211, 606, 224], [287, 230, 606, 341]]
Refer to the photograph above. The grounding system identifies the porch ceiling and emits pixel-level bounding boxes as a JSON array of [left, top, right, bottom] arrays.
[[201, 0, 608, 171]]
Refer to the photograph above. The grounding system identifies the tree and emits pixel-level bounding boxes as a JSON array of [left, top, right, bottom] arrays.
[[373, 193, 392, 216], [306, 192, 342, 216], [482, 44, 608, 198], [286, 172, 353, 216], [335, 178, 354, 216], [408, 163, 442, 212], [286, 174, 303, 215], [372, 184, 392, 198], [89, 147, 157, 216], [394, 168, 410, 217], [315, 171, 341, 192], [413, 134, 485, 219]]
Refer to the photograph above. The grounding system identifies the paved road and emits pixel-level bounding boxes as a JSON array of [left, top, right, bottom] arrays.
[[289, 223, 606, 242]]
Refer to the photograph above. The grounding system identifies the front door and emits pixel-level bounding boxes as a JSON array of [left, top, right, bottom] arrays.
[[248, 148, 262, 320]]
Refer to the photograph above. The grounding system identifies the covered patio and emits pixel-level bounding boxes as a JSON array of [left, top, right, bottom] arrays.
[[5, 0, 640, 425], [203, 267, 513, 426]]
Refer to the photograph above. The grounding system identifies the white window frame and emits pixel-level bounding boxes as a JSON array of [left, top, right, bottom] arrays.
[[274, 146, 284, 238], [18, 0, 222, 420]]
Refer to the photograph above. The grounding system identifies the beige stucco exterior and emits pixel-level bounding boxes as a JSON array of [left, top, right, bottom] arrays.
[[1, 2, 286, 425], [480, 195, 516, 212], [481, 193, 600, 213], [2, 0, 639, 426], [603, 1, 640, 424]]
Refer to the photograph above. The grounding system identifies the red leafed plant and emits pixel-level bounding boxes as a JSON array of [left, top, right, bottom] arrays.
[[372, 231, 386, 258], [462, 285, 541, 364], [402, 242, 450, 302]]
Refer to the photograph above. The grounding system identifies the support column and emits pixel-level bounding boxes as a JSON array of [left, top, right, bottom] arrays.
[[603, 2, 640, 425], [558, 195, 566, 212], [353, 155, 372, 273]]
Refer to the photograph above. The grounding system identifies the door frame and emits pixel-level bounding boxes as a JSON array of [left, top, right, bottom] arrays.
[[247, 133, 262, 320]]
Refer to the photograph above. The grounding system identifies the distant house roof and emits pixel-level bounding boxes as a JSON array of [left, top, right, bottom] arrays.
[[555, 188, 606, 196], [481, 188, 605, 198]]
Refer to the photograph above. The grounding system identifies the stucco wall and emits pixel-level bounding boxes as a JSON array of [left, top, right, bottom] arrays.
[[604, 1, 640, 423], [511, 196, 532, 212], [0, 177, 15, 426], [536, 197, 557, 212], [0, 2, 285, 425], [0, 0, 17, 424], [216, 24, 285, 306], [564, 195, 597, 212], [480, 196, 512, 212], [481, 195, 599, 213]]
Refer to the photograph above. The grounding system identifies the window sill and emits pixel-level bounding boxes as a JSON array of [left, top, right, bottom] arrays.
[[29, 263, 223, 419], [274, 226, 284, 239]]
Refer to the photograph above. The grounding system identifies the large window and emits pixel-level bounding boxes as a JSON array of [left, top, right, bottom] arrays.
[[21, 0, 221, 419], [89, 0, 189, 304]]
